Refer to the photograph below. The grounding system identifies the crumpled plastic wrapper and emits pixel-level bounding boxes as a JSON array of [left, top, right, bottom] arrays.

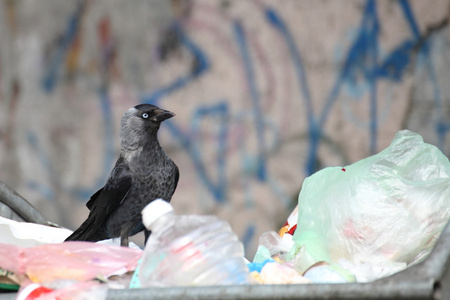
[[0, 216, 72, 247], [0, 241, 142, 284], [288, 130, 450, 282]]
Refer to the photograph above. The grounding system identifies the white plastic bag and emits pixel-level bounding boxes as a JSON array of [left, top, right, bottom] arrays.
[[289, 130, 450, 282]]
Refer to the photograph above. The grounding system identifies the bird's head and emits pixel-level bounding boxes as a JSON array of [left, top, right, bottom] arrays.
[[120, 104, 175, 151]]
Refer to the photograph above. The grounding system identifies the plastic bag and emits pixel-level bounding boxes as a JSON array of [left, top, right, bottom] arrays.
[[257, 262, 311, 284], [0, 216, 72, 247], [16, 281, 107, 300], [289, 130, 450, 282], [0, 241, 142, 284], [253, 231, 293, 263]]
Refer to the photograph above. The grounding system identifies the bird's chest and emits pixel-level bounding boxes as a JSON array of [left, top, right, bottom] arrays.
[[128, 154, 175, 201]]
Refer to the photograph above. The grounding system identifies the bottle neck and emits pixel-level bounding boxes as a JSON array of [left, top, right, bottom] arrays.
[[148, 211, 174, 232]]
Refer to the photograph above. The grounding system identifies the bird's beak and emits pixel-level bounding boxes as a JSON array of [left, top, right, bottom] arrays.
[[154, 109, 175, 122]]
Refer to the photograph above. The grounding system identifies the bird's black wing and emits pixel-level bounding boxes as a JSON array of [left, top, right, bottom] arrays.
[[65, 156, 132, 242], [86, 188, 103, 210], [172, 164, 179, 198]]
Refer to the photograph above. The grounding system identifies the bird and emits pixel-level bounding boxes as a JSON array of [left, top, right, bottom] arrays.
[[65, 104, 179, 246]]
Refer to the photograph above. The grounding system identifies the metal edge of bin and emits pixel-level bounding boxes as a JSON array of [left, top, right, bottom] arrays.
[[106, 220, 450, 300], [0, 181, 48, 225]]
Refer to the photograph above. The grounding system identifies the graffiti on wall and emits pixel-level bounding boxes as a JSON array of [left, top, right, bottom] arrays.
[[0, 0, 449, 256]]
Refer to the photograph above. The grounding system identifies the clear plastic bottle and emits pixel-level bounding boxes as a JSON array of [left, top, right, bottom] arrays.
[[138, 199, 250, 287]]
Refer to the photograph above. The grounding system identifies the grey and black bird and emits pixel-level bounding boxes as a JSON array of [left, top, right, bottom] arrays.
[[65, 104, 179, 246]]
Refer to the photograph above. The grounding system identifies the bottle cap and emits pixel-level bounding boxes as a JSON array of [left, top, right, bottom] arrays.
[[17, 283, 53, 300], [142, 199, 174, 230]]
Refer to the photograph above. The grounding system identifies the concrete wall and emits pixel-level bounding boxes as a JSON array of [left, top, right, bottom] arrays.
[[0, 0, 449, 257]]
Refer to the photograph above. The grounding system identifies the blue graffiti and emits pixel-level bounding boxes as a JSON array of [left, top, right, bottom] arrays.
[[399, 0, 449, 151], [141, 21, 285, 206], [234, 22, 267, 181], [98, 87, 116, 185], [340, 0, 380, 155], [38, 2, 117, 200], [141, 22, 210, 160], [142, 22, 209, 105], [377, 40, 414, 81], [74, 86, 117, 200], [136, 18, 293, 252], [41, 1, 84, 93], [142, 22, 238, 203], [242, 224, 255, 255], [191, 102, 229, 202], [266, 0, 447, 175], [265, 8, 320, 175], [400, 0, 420, 38], [26, 131, 55, 201]]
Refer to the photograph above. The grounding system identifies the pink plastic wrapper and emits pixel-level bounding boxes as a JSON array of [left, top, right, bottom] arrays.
[[0, 241, 142, 283], [17, 281, 107, 300]]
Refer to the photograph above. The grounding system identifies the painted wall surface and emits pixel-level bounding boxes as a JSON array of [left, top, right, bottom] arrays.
[[0, 0, 449, 257]]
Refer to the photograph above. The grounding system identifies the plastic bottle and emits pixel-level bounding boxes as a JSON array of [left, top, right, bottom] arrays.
[[137, 199, 250, 287]]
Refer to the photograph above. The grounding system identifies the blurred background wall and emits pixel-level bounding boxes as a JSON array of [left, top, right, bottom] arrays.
[[0, 0, 449, 258]]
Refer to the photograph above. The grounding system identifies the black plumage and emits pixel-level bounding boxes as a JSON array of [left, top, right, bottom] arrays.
[[65, 104, 179, 246]]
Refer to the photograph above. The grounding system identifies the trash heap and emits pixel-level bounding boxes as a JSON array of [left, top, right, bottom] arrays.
[[251, 130, 450, 284], [1, 130, 449, 299]]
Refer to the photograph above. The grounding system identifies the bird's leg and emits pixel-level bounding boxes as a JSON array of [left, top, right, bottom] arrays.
[[144, 229, 151, 245], [120, 226, 130, 247]]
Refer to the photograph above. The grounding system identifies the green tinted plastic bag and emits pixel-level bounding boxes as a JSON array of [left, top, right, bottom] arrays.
[[290, 130, 450, 281]]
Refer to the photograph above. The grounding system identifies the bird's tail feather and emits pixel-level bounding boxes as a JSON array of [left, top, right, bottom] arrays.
[[64, 214, 108, 242]]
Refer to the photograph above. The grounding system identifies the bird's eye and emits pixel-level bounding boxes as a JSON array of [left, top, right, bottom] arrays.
[[142, 113, 149, 119]]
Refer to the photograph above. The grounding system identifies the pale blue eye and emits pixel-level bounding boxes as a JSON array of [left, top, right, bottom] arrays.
[[142, 113, 149, 119]]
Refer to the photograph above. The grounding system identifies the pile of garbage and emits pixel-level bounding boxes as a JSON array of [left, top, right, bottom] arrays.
[[1, 130, 449, 299]]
